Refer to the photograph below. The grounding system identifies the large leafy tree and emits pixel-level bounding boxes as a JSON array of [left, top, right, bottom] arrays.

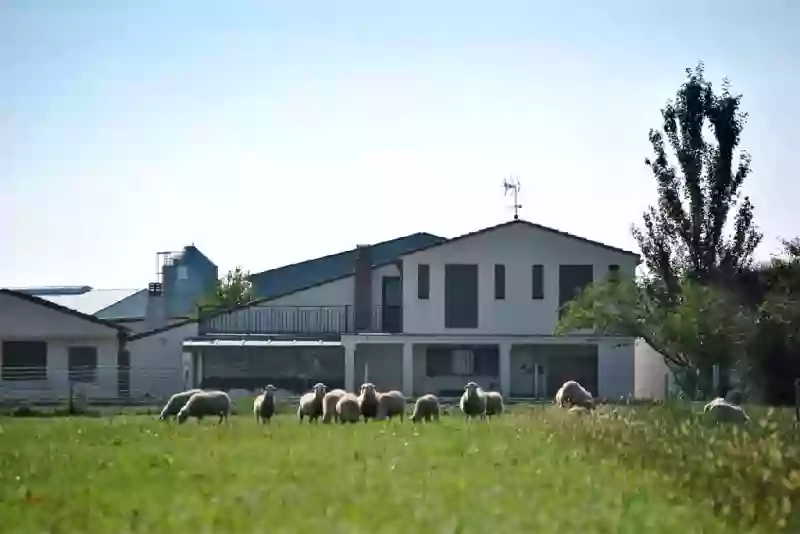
[[556, 63, 763, 395], [634, 62, 762, 300]]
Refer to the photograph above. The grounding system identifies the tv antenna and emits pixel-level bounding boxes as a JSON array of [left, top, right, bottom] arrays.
[[502, 176, 522, 220]]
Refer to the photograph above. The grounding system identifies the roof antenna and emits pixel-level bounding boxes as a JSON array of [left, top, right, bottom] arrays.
[[502, 176, 522, 220]]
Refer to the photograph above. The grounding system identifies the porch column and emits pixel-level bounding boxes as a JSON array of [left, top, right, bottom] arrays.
[[402, 342, 414, 397], [499, 343, 511, 398], [344, 341, 356, 393]]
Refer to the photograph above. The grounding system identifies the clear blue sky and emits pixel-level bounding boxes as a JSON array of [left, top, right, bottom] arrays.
[[2, 0, 798, 288]]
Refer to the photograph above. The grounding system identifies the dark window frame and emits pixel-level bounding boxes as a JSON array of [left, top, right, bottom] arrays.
[[494, 264, 506, 300], [1, 340, 48, 381], [68, 346, 98, 383], [417, 264, 430, 300], [531, 264, 544, 300]]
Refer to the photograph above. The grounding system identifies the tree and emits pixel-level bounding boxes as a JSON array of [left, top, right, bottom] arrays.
[[198, 266, 253, 311], [634, 62, 762, 300]]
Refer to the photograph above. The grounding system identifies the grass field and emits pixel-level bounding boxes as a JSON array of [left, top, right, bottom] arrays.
[[1, 401, 798, 533]]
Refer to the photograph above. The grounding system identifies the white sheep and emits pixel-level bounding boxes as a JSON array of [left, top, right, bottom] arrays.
[[297, 382, 327, 423], [253, 385, 278, 424], [376, 390, 406, 421], [459, 381, 487, 420], [703, 398, 751, 424], [158, 388, 202, 420], [410, 394, 440, 423], [358, 382, 379, 422], [177, 390, 231, 425], [322, 388, 347, 423], [336, 393, 361, 424], [484, 391, 505, 419], [554, 380, 595, 410]]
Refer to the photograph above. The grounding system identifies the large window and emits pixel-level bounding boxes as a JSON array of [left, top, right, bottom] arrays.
[[1, 341, 47, 381], [417, 264, 430, 300], [425, 346, 499, 377], [68, 346, 98, 383]]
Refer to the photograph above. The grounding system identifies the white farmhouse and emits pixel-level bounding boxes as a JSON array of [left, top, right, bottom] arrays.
[[179, 219, 640, 400]]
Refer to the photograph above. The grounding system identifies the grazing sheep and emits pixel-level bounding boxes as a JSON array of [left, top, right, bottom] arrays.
[[358, 382, 379, 422], [297, 382, 328, 423], [158, 388, 202, 420], [322, 388, 347, 423], [336, 393, 361, 424], [459, 381, 487, 420], [555, 380, 595, 410], [253, 385, 278, 424], [484, 391, 505, 419], [177, 390, 231, 425], [703, 398, 751, 424], [410, 394, 441, 423], [376, 390, 406, 421]]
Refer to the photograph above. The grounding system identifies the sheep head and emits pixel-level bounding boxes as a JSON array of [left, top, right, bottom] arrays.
[[463, 382, 480, 397], [359, 382, 377, 398]]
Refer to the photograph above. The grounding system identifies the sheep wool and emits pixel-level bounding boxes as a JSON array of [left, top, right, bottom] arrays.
[[555, 380, 595, 410], [297, 382, 328, 423], [253, 385, 278, 424], [484, 391, 505, 419], [322, 389, 347, 423], [410, 394, 441, 423], [459, 382, 487, 420], [336, 393, 361, 424], [376, 390, 406, 421], [159, 389, 202, 420], [358, 382, 379, 422], [177, 390, 231, 425]]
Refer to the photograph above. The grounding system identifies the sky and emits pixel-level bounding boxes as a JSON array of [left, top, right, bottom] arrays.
[[2, 0, 798, 289]]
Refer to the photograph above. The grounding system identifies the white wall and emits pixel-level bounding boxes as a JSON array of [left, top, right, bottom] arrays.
[[204, 264, 400, 334], [598, 339, 635, 399], [400, 222, 639, 335], [125, 322, 198, 400], [634, 339, 674, 400], [0, 293, 121, 401]]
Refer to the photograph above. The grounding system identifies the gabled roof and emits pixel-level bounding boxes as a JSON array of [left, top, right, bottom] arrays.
[[0, 289, 130, 333], [248, 231, 446, 300], [129, 218, 640, 341], [93, 289, 149, 320]]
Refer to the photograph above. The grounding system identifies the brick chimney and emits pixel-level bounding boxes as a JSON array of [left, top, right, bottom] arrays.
[[353, 245, 373, 332]]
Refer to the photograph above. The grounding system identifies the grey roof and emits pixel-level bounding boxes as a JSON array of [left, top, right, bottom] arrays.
[[13, 287, 141, 316], [93, 289, 149, 320]]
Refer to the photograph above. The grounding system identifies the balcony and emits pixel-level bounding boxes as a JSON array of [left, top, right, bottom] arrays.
[[198, 304, 402, 336]]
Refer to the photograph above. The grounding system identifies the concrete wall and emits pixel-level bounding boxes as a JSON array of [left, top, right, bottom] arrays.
[[125, 322, 198, 400], [598, 339, 635, 399], [634, 338, 673, 400], [400, 222, 639, 335], [354, 344, 403, 392], [0, 293, 121, 401]]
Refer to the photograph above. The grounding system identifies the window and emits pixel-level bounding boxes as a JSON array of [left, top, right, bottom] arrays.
[[1, 341, 47, 381], [425, 346, 499, 377], [531, 265, 544, 299], [68, 346, 98, 383], [608, 264, 620, 282], [558, 265, 594, 318], [417, 264, 430, 300], [494, 264, 506, 300], [177, 265, 189, 280]]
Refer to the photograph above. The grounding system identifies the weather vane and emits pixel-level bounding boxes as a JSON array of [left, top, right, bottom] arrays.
[[502, 176, 522, 220]]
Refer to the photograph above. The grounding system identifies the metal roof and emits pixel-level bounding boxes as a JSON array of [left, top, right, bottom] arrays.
[[36, 288, 141, 316]]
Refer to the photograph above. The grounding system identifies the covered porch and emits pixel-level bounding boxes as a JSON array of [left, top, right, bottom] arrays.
[[343, 334, 635, 399]]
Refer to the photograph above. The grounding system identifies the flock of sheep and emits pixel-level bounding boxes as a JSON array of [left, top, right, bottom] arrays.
[[156, 377, 751, 426]]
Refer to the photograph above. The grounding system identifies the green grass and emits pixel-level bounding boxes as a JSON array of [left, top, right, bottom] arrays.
[[0, 403, 796, 533]]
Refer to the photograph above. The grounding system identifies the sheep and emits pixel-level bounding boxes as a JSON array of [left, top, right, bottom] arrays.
[[410, 394, 440, 423], [554, 380, 595, 410], [703, 398, 751, 424], [375, 390, 406, 421], [484, 391, 505, 419], [568, 405, 591, 416], [297, 382, 327, 423], [253, 385, 278, 424], [177, 390, 231, 425], [459, 381, 487, 420], [358, 382, 380, 422], [322, 388, 347, 423], [158, 388, 202, 420], [336, 393, 361, 424]]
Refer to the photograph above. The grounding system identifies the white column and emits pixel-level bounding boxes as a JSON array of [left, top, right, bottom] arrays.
[[499, 343, 511, 398], [344, 342, 356, 393], [402, 342, 414, 397]]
